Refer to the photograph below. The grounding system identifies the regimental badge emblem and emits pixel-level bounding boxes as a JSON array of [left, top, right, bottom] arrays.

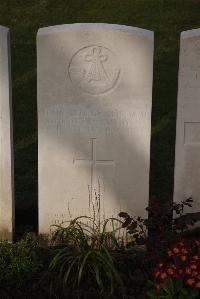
[[68, 45, 120, 95]]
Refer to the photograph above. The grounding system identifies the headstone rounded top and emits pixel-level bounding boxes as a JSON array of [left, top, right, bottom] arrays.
[[0, 25, 9, 33], [181, 28, 200, 39], [37, 23, 154, 39]]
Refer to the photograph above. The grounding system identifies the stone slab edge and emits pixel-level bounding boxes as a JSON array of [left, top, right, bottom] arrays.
[[0, 25, 14, 242]]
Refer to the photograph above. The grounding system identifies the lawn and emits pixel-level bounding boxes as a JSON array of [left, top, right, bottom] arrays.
[[0, 0, 200, 231]]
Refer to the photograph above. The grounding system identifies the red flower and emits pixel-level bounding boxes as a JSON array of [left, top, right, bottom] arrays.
[[167, 250, 173, 257], [155, 283, 161, 291], [172, 247, 180, 254], [153, 270, 161, 279], [191, 271, 198, 277], [190, 263, 197, 270], [192, 255, 199, 261], [160, 272, 168, 280], [178, 269, 184, 275], [181, 248, 188, 254], [185, 278, 195, 287], [195, 240, 200, 247], [180, 255, 187, 262], [166, 267, 175, 276], [195, 281, 200, 289], [185, 267, 192, 275]]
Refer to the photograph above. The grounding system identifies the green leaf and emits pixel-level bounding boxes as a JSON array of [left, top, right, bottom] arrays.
[[162, 279, 174, 296], [173, 279, 183, 293], [147, 280, 155, 287], [146, 290, 160, 298], [77, 251, 93, 285], [63, 256, 78, 285], [180, 288, 188, 296], [93, 262, 103, 289]]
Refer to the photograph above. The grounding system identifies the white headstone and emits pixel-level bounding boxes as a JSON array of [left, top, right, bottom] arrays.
[[174, 29, 200, 215], [0, 26, 14, 241], [37, 23, 154, 236]]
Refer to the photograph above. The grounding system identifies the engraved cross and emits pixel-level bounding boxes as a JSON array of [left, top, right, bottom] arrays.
[[73, 138, 114, 202]]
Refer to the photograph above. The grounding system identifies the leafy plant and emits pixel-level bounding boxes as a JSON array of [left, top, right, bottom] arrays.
[[0, 233, 41, 285], [0, 233, 43, 298], [119, 196, 200, 250], [118, 212, 147, 246]]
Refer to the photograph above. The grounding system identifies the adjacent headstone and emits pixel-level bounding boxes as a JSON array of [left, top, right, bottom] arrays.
[[174, 29, 200, 215], [0, 26, 14, 241], [37, 23, 154, 236]]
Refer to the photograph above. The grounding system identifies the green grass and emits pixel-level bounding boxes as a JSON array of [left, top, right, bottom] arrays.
[[0, 0, 200, 230]]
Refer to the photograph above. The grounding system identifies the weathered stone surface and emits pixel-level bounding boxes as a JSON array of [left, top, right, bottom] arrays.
[[37, 23, 154, 236], [0, 26, 14, 241], [174, 29, 200, 215]]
